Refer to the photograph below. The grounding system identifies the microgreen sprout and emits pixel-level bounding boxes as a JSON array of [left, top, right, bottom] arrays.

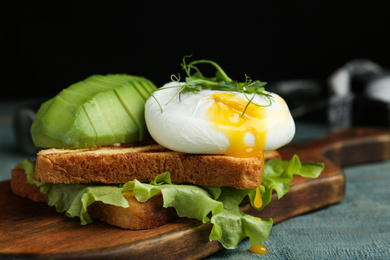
[[152, 55, 273, 115]]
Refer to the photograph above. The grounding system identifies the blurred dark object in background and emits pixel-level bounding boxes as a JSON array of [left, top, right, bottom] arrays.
[[267, 79, 327, 120], [13, 103, 42, 156], [328, 60, 390, 130]]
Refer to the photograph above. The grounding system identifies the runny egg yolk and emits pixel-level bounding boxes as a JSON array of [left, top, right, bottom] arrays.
[[249, 244, 268, 254], [206, 92, 267, 209], [205, 93, 268, 158]]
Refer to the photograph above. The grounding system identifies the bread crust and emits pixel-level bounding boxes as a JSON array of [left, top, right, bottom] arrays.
[[35, 143, 280, 189], [11, 166, 177, 229], [88, 193, 177, 229], [11, 166, 48, 203]]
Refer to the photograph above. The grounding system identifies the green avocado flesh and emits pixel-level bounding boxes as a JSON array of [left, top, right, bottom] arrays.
[[31, 74, 157, 149]]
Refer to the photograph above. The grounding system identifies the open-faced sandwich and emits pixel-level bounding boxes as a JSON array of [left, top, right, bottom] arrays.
[[11, 56, 324, 254]]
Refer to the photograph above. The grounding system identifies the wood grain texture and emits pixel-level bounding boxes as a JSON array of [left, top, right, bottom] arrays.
[[1, 127, 389, 260]]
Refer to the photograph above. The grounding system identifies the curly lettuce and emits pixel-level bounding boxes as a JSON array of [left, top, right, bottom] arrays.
[[249, 155, 324, 210]]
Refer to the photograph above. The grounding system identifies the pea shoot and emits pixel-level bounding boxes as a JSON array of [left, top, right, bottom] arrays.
[[152, 55, 273, 115]]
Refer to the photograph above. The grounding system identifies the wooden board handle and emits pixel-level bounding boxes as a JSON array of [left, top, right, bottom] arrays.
[[249, 127, 390, 227], [279, 127, 390, 167]]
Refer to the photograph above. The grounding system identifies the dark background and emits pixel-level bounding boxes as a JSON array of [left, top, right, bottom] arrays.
[[2, 1, 390, 99]]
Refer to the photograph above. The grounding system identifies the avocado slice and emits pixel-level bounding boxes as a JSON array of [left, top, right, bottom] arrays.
[[31, 74, 157, 149]]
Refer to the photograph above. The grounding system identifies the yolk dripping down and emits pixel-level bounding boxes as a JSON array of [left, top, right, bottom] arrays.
[[206, 92, 268, 208], [206, 92, 269, 254], [206, 93, 268, 158]]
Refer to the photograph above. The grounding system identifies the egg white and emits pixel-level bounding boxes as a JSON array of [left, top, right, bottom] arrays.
[[145, 82, 295, 154]]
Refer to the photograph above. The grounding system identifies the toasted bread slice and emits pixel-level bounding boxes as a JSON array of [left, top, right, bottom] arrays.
[[11, 166, 177, 229], [34, 142, 280, 189]]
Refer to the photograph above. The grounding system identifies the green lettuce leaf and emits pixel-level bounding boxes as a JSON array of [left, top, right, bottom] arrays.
[[47, 183, 129, 225], [248, 155, 325, 210], [214, 187, 252, 210], [122, 172, 223, 223], [210, 207, 273, 249]]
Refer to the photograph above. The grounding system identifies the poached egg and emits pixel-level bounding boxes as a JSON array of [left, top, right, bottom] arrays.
[[145, 82, 295, 158]]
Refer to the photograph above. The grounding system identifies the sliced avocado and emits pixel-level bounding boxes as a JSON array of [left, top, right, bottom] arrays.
[[31, 95, 96, 148], [85, 75, 150, 141], [108, 74, 151, 100], [61, 88, 115, 146], [84, 83, 139, 144], [30, 74, 157, 149]]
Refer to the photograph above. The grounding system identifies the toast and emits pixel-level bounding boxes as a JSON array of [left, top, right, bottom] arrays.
[[34, 142, 281, 189], [11, 166, 178, 229]]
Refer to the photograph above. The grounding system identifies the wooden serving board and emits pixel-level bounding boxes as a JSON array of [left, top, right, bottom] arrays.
[[1, 127, 390, 259]]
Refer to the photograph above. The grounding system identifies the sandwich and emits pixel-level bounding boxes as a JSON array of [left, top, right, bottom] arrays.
[[11, 57, 324, 253]]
